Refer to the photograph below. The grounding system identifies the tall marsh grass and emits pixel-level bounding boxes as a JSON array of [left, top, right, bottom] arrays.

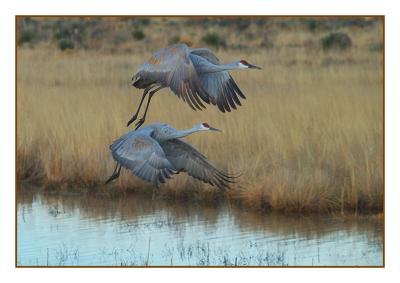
[[17, 39, 382, 213]]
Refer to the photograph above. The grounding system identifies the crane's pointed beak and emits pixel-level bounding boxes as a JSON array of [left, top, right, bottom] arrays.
[[209, 127, 221, 132], [248, 63, 262, 70]]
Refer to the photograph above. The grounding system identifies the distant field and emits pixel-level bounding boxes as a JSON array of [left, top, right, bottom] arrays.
[[17, 17, 383, 213]]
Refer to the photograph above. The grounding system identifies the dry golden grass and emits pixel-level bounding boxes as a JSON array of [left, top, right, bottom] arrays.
[[17, 29, 383, 213]]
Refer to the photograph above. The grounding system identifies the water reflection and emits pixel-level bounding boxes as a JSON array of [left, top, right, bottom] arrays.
[[17, 187, 383, 266]]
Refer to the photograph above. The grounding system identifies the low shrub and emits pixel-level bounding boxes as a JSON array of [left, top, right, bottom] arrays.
[[321, 32, 352, 51], [201, 33, 226, 49], [58, 39, 74, 51], [132, 30, 145, 41], [18, 29, 36, 46]]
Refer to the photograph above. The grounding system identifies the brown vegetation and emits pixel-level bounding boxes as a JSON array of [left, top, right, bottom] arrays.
[[17, 17, 383, 213]]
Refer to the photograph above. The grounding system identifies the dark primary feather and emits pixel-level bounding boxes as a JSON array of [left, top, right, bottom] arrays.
[[167, 58, 209, 110], [189, 50, 246, 112], [160, 138, 236, 190], [197, 71, 246, 112]]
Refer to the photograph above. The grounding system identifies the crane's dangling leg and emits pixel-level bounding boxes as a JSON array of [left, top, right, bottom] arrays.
[[127, 87, 151, 127], [105, 163, 122, 184], [134, 86, 165, 130]]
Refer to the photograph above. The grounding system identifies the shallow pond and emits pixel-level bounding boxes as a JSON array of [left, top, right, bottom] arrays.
[[17, 188, 383, 266]]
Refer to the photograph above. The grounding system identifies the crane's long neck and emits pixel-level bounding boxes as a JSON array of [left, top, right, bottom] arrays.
[[168, 126, 204, 139], [202, 62, 240, 73], [222, 61, 242, 70], [152, 125, 203, 142], [172, 126, 202, 139], [191, 54, 240, 73]]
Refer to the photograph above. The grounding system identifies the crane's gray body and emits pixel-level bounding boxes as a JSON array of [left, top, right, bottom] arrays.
[[109, 123, 234, 189], [132, 44, 259, 113]]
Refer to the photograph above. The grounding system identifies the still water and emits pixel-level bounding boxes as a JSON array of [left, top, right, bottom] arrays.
[[17, 188, 383, 266]]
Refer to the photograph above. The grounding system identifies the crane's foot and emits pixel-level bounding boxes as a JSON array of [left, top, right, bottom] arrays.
[[105, 173, 118, 184], [105, 164, 121, 184], [135, 118, 145, 130], [127, 114, 138, 127]]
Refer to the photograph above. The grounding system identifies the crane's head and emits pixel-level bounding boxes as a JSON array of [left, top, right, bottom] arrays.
[[199, 122, 221, 132], [131, 73, 141, 87], [238, 59, 262, 70]]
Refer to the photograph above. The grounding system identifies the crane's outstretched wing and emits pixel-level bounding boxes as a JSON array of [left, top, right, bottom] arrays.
[[139, 44, 211, 110], [110, 133, 177, 186], [160, 139, 236, 190], [189, 50, 246, 113]]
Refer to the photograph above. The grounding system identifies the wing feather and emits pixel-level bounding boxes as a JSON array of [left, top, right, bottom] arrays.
[[110, 132, 177, 186], [160, 139, 236, 191], [197, 72, 246, 112]]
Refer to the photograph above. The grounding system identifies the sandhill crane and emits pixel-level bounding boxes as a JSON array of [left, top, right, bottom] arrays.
[[105, 122, 236, 190], [127, 43, 261, 129]]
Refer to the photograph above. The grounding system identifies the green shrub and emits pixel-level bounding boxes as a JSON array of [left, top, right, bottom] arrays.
[[54, 29, 71, 41], [139, 18, 150, 26], [306, 19, 317, 32], [368, 43, 383, 52], [321, 32, 352, 51], [18, 29, 36, 46], [53, 20, 87, 45], [129, 18, 151, 27], [58, 38, 74, 51], [132, 30, 145, 41], [201, 33, 226, 49]]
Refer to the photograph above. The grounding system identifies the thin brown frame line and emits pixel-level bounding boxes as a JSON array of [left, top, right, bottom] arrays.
[[15, 15, 385, 268], [15, 15, 384, 18]]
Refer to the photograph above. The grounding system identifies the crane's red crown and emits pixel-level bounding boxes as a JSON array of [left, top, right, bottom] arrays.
[[202, 122, 210, 128], [240, 60, 249, 65]]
